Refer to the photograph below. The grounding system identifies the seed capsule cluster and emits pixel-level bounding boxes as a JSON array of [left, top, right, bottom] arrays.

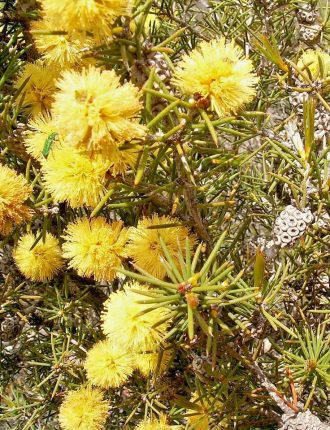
[[297, 3, 321, 43], [273, 205, 313, 247], [297, 3, 317, 24], [289, 91, 308, 111], [147, 52, 172, 87], [314, 106, 330, 141]]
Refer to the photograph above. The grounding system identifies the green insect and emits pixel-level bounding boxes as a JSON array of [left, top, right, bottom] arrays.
[[42, 133, 58, 159]]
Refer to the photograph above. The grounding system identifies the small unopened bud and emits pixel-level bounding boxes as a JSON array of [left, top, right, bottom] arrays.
[[210, 306, 219, 318], [185, 292, 199, 309]]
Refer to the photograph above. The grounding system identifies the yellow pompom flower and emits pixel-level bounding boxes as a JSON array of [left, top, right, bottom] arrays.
[[30, 18, 94, 67], [297, 49, 330, 80], [110, 146, 139, 176], [102, 283, 170, 353], [14, 232, 63, 282], [14, 62, 58, 117], [40, 0, 133, 41], [59, 386, 108, 430], [52, 67, 146, 158], [0, 164, 32, 235], [135, 414, 179, 430], [24, 115, 59, 160], [42, 147, 108, 208], [84, 340, 134, 388], [173, 38, 259, 117], [127, 215, 195, 279], [62, 217, 128, 281], [134, 348, 172, 377]]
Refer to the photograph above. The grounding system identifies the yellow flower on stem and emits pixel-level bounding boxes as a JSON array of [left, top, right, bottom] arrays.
[[24, 115, 59, 161], [40, 0, 133, 41], [134, 347, 172, 377], [127, 215, 195, 279], [42, 147, 108, 208], [14, 62, 58, 117], [109, 146, 139, 176], [102, 283, 170, 353], [84, 339, 134, 388], [173, 38, 259, 117], [52, 67, 146, 158], [62, 217, 128, 282], [0, 164, 32, 236], [135, 414, 179, 430], [30, 18, 94, 67], [14, 232, 63, 282], [59, 386, 108, 430]]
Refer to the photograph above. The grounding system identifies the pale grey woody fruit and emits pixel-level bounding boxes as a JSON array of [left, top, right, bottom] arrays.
[[299, 24, 322, 43], [297, 3, 317, 24], [273, 205, 313, 247]]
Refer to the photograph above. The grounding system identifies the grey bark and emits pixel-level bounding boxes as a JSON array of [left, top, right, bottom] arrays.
[[279, 411, 330, 430]]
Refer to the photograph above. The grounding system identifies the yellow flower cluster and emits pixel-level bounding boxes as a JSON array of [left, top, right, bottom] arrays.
[[27, 214, 191, 430], [6, 6, 289, 428], [173, 38, 259, 117], [14, 63, 58, 118], [30, 0, 133, 67], [84, 340, 135, 389], [135, 414, 180, 430], [12, 212, 193, 288], [127, 215, 196, 279], [101, 283, 170, 353], [16, 63, 145, 209], [52, 67, 145, 159], [16, 62, 145, 208], [24, 114, 59, 160], [62, 217, 128, 282], [42, 148, 109, 208], [14, 232, 63, 282], [134, 348, 172, 378], [0, 164, 32, 236], [40, 0, 133, 44], [59, 281, 172, 429], [12, 0, 143, 213], [59, 386, 108, 430]]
